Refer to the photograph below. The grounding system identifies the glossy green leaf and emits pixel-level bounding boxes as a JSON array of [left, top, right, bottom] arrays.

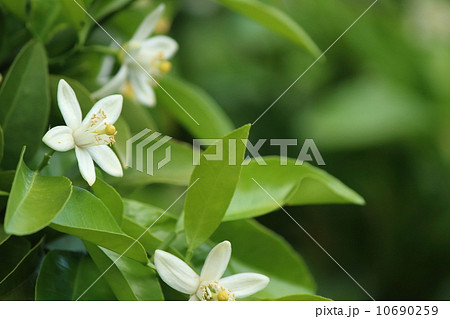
[[216, 0, 321, 58], [0, 237, 44, 299], [113, 139, 194, 186], [184, 124, 250, 250], [92, 178, 124, 225], [85, 242, 164, 301], [0, 0, 27, 20], [211, 219, 316, 298], [155, 76, 234, 139], [121, 218, 182, 258], [265, 294, 332, 301], [224, 156, 365, 221], [0, 171, 14, 194], [36, 250, 116, 300], [123, 199, 176, 238], [0, 41, 50, 169], [4, 148, 73, 235], [50, 187, 148, 263]]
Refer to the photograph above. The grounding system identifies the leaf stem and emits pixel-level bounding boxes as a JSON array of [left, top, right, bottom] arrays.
[[36, 150, 55, 172], [158, 232, 177, 251], [83, 45, 120, 56]]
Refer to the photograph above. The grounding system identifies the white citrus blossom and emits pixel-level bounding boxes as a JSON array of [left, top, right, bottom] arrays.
[[42, 80, 123, 186], [154, 241, 269, 301], [93, 4, 178, 107]]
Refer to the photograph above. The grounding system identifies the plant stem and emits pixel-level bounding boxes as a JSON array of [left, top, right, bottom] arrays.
[[83, 45, 119, 56], [158, 232, 177, 251], [36, 150, 55, 172], [184, 248, 194, 263]]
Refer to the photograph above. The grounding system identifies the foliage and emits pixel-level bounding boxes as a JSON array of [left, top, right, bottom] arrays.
[[0, 0, 367, 301]]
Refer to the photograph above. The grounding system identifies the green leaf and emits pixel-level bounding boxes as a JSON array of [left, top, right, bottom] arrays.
[[184, 124, 250, 250], [0, 0, 27, 21], [28, 0, 86, 42], [155, 76, 234, 139], [0, 41, 50, 169], [49, 75, 94, 116], [0, 237, 44, 299], [121, 97, 157, 134], [224, 156, 365, 221], [112, 117, 131, 168], [121, 218, 163, 253], [89, 0, 134, 20], [36, 250, 116, 300], [0, 237, 30, 281], [85, 242, 164, 301], [0, 170, 15, 193], [0, 226, 10, 246], [0, 124, 4, 165], [50, 187, 148, 263], [91, 178, 124, 225], [298, 78, 430, 151], [123, 199, 177, 239], [216, 0, 321, 58], [211, 219, 316, 298], [121, 218, 183, 258], [59, 0, 87, 30], [113, 139, 194, 186], [4, 148, 73, 235], [264, 294, 332, 301]]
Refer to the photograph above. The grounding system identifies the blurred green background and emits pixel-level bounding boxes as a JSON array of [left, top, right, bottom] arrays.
[[170, 0, 450, 300]]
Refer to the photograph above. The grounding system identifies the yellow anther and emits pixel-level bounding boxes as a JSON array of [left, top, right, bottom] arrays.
[[217, 290, 229, 301], [159, 60, 172, 73], [105, 124, 116, 135], [122, 81, 135, 99], [154, 19, 171, 34]]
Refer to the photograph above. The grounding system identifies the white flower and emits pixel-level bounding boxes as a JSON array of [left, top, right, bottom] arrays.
[[154, 241, 269, 301], [93, 4, 178, 107], [42, 80, 123, 186]]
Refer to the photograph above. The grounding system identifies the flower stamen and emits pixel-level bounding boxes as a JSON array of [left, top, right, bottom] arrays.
[[197, 281, 235, 301]]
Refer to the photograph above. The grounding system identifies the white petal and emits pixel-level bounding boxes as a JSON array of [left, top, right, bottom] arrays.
[[131, 4, 165, 42], [86, 145, 123, 177], [154, 250, 199, 295], [97, 55, 115, 84], [219, 273, 269, 298], [58, 80, 82, 130], [129, 70, 156, 107], [189, 295, 200, 301], [141, 36, 179, 60], [83, 94, 123, 125], [200, 241, 231, 282], [92, 66, 128, 99], [75, 146, 96, 186], [42, 126, 75, 152]]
